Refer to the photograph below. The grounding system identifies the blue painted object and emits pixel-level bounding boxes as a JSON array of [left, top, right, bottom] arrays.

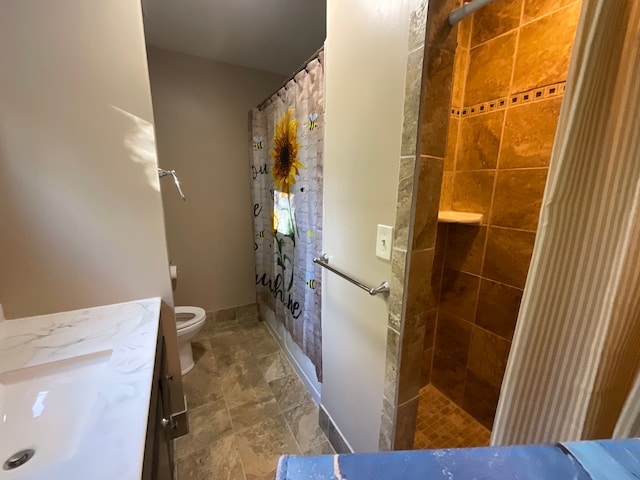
[[276, 439, 640, 480]]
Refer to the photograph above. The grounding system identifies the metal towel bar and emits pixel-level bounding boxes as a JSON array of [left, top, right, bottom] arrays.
[[313, 253, 391, 296], [158, 168, 186, 201]]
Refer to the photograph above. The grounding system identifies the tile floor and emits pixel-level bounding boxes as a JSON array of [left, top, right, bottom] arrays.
[[413, 385, 491, 450], [176, 311, 333, 480]]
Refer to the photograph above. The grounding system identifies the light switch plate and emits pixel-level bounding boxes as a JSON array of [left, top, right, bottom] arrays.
[[376, 224, 394, 261]]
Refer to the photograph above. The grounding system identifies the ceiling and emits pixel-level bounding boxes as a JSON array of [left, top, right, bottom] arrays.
[[142, 0, 326, 75]]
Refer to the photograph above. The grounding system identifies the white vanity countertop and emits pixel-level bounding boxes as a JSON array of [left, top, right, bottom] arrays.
[[0, 297, 161, 480]]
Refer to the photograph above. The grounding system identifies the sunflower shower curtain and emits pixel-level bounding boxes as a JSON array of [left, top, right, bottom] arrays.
[[249, 54, 324, 381]]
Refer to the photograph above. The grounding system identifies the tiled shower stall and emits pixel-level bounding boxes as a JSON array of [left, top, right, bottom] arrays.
[[379, 0, 584, 450]]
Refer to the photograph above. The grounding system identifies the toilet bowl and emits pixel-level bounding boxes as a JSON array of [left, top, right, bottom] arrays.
[[175, 306, 207, 375]]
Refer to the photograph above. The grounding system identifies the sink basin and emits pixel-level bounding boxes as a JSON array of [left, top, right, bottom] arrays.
[[0, 350, 112, 477]]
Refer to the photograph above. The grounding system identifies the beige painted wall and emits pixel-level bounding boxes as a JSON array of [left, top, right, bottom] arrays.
[[0, 0, 173, 319], [147, 47, 285, 312], [321, 1, 409, 451]]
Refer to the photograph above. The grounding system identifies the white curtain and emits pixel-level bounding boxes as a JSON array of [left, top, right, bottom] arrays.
[[249, 55, 324, 380], [492, 0, 640, 444]]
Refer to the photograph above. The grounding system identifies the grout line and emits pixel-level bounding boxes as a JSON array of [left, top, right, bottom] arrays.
[[280, 410, 304, 455], [490, 224, 539, 234], [469, 26, 518, 51], [465, 0, 580, 51], [473, 0, 526, 328], [439, 266, 526, 291], [235, 432, 249, 480], [222, 395, 237, 433], [408, 43, 425, 56], [453, 16, 473, 173], [437, 307, 514, 343], [271, 371, 321, 455], [519, 0, 582, 28], [221, 395, 248, 480], [414, 384, 491, 448], [428, 222, 449, 385], [428, 382, 491, 434]]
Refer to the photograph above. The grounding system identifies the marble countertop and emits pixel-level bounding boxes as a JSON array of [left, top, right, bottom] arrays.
[[0, 298, 161, 480], [276, 438, 640, 479]]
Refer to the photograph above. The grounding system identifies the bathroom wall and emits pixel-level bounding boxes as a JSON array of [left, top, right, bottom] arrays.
[[147, 47, 285, 312], [321, 0, 411, 452], [422, 0, 583, 429], [0, 0, 173, 319], [378, 0, 461, 451]]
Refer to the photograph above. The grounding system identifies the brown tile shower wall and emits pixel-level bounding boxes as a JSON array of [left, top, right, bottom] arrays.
[[423, 0, 583, 430], [378, 0, 460, 452]]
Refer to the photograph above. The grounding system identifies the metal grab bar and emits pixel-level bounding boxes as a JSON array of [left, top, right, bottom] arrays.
[[313, 253, 391, 296]]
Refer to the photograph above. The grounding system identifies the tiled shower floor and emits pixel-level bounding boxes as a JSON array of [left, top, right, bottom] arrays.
[[413, 385, 491, 450], [177, 310, 332, 480]]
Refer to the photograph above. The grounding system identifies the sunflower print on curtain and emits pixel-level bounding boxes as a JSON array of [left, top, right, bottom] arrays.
[[249, 55, 324, 381]]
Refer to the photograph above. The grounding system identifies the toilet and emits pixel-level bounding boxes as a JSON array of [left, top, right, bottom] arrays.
[[175, 306, 207, 375]]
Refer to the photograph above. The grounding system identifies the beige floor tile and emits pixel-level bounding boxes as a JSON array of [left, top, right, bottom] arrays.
[[229, 398, 281, 431], [251, 470, 277, 480], [183, 345, 223, 409], [238, 314, 262, 328], [303, 441, 335, 456], [176, 399, 232, 460], [177, 435, 245, 480], [221, 364, 275, 410], [235, 416, 300, 480], [216, 356, 259, 383], [210, 327, 253, 350], [181, 309, 318, 480], [200, 314, 239, 335], [257, 352, 293, 383], [249, 335, 279, 357], [269, 374, 311, 413], [282, 401, 327, 452], [193, 330, 214, 346]]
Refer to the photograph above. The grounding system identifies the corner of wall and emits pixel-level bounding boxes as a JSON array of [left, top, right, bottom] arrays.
[[379, 0, 459, 451]]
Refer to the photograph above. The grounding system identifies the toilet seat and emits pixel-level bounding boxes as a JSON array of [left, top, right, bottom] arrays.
[[175, 306, 206, 330]]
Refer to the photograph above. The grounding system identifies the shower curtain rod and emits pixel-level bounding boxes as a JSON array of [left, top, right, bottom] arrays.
[[449, 0, 497, 25], [257, 46, 324, 110]]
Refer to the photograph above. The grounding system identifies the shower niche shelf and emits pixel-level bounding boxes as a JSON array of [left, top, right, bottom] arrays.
[[437, 211, 483, 225]]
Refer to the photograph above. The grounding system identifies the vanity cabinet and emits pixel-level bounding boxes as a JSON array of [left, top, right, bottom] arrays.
[[143, 332, 175, 480]]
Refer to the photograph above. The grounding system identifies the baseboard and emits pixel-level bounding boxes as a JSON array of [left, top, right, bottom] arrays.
[[319, 405, 354, 453]]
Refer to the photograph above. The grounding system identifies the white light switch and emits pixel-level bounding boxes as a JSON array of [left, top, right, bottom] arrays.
[[376, 224, 394, 261]]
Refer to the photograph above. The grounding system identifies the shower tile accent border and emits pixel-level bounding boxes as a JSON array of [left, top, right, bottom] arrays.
[[378, 0, 458, 451], [450, 81, 566, 118]]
